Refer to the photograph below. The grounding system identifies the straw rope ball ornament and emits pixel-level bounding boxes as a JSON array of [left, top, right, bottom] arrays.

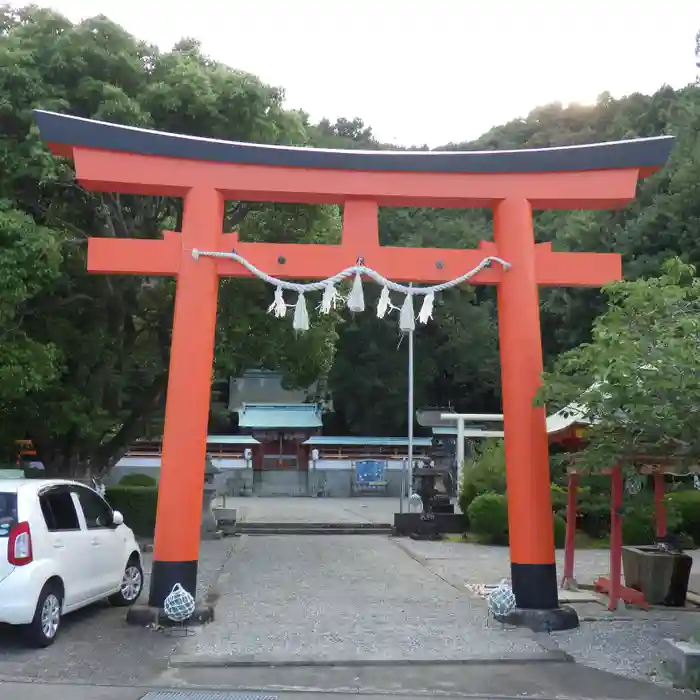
[[190, 249, 511, 332], [487, 579, 517, 617], [409, 492, 423, 511], [163, 583, 196, 622], [624, 475, 643, 495]]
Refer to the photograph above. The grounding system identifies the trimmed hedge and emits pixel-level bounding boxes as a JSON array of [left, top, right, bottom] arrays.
[[552, 514, 567, 548], [458, 441, 506, 518], [466, 492, 567, 547], [119, 472, 157, 487], [459, 444, 700, 546], [467, 493, 508, 545], [105, 486, 158, 537], [666, 490, 700, 544]]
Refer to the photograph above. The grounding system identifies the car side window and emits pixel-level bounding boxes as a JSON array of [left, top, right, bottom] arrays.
[[73, 486, 113, 530], [39, 489, 80, 532]]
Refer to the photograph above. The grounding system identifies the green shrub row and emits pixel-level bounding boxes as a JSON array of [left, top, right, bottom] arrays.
[[459, 440, 700, 546], [105, 485, 158, 537], [118, 472, 157, 487], [466, 492, 566, 547]]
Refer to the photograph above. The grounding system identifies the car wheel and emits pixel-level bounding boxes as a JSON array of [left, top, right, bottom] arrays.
[[109, 557, 143, 606], [24, 582, 63, 648]]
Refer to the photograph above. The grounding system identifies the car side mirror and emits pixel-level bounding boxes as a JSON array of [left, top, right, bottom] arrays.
[[111, 510, 124, 526]]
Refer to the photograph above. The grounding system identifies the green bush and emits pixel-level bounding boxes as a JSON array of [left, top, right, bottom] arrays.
[[666, 490, 700, 544], [621, 498, 683, 546], [105, 486, 158, 537], [553, 514, 567, 548], [467, 492, 568, 548], [621, 512, 655, 545], [467, 493, 509, 545], [577, 495, 611, 539], [572, 475, 612, 538], [119, 472, 157, 487], [458, 443, 584, 535], [550, 484, 569, 514], [458, 441, 507, 521]]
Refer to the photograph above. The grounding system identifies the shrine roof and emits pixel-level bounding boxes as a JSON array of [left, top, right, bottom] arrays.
[[238, 403, 323, 429], [432, 426, 505, 438], [303, 436, 433, 447], [34, 110, 674, 176], [206, 435, 260, 445], [546, 403, 594, 436]]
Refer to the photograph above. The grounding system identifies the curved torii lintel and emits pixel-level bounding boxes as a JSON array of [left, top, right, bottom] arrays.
[[35, 109, 674, 176]]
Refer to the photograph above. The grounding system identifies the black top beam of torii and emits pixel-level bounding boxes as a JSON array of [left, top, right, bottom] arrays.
[[34, 110, 675, 175]]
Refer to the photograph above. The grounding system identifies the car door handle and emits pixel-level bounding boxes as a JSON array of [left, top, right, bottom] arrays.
[[53, 541, 65, 549], [91, 538, 100, 546]]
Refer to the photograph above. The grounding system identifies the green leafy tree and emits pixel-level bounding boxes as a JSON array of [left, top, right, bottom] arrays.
[[323, 85, 700, 434], [537, 258, 700, 474], [0, 201, 62, 447], [0, 5, 339, 475]]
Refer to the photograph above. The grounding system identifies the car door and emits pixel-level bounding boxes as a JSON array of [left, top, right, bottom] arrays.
[[72, 485, 124, 597], [38, 486, 93, 608]]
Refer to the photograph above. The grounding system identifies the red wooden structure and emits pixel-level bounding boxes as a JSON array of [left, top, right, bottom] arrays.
[[34, 110, 673, 620], [552, 419, 694, 611]]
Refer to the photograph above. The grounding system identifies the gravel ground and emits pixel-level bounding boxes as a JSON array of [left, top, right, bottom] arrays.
[[177, 534, 546, 662], [551, 614, 700, 687], [395, 538, 700, 688]]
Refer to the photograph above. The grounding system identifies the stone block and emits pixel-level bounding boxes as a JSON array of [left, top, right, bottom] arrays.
[[663, 638, 700, 687]]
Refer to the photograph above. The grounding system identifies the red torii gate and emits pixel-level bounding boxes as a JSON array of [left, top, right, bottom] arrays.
[[34, 110, 673, 629]]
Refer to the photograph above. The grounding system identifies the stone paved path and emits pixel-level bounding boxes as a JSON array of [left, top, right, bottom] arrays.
[[395, 537, 613, 587], [386, 538, 700, 687], [177, 534, 544, 662], [224, 496, 405, 524]]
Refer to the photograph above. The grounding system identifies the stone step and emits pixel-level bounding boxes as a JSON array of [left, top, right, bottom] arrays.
[[238, 521, 391, 530], [241, 528, 393, 536], [237, 523, 393, 536]]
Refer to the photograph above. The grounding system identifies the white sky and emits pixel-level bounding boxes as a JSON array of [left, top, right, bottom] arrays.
[[16, 0, 699, 147]]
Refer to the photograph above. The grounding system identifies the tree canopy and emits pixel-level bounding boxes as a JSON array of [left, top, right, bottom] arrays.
[[0, 5, 339, 474], [1, 4, 699, 469], [538, 259, 700, 473], [323, 84, 700, 434]]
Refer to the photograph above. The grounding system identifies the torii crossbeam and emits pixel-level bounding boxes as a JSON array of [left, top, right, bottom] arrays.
[[35, 110, 673, 630]]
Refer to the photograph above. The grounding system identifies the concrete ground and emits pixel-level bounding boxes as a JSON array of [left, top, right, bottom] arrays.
[[388, 538, 700, 686], [169, 535, 700, 687], [0, 498, 698, 699], [0, 662, 692, 700], [0, 539, 237, 685], [173, 535, 544, 664], [225, 496, 406, 524]]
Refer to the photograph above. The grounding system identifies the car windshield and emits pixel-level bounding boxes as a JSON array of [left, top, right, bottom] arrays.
[[0, 492, 17, 536]]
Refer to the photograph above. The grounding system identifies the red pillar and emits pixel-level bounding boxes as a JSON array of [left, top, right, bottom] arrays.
[[494, 198, 558, 610], [609, 465, 623, 611], [654, 472, 667, 538], [562, 473, 578, 588], [149, 188, 223, 607]]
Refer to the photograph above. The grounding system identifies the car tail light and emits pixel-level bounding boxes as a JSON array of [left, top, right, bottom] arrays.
[[8, 521, 33, 566]]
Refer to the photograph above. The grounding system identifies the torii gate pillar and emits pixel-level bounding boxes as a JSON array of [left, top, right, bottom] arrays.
[[494, 197, 558, 609], [34, 110, 673, 631]]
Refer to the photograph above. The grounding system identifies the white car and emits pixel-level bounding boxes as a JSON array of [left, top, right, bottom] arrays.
[[0, 479, 143, 647]]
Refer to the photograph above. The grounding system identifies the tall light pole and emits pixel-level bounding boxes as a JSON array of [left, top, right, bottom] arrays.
[[399, 326, 416, 514], [407, 327, 415, 500]]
